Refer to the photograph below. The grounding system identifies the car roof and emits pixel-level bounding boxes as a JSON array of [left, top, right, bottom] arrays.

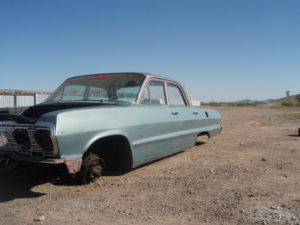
[[64, 72, 191, 106], [142, 73, 180, 83], [67, 72, 180, 84]]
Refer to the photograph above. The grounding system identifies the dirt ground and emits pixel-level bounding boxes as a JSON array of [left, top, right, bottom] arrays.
[[0, 107, 299, 225]]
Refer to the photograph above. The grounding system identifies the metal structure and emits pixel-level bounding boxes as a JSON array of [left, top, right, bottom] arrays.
[[0, 89, 52, 108]]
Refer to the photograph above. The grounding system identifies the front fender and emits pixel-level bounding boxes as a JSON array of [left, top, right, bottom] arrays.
[[83, 129, 132, 154]]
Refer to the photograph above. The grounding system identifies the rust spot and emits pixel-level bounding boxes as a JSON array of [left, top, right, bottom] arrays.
[[64, 158, 82, 174]]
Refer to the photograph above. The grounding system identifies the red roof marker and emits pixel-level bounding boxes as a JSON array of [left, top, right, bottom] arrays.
[[97, 74, 106, 78]]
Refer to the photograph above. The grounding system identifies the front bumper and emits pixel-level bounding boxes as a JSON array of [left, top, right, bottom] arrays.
[[0, 151, 82, 174]]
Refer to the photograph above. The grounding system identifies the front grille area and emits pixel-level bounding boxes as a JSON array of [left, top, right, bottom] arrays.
[[0, 123, 55, 156]]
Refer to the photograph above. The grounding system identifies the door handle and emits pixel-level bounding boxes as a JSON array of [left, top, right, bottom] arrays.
[[192, 112, 199, 115], [171, 112, 179, 115], [205, 111, 209, 117]]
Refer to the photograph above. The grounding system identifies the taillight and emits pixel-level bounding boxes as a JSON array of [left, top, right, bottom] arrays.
[[34, 129, 53, 152], [13, 129, 31, 151]]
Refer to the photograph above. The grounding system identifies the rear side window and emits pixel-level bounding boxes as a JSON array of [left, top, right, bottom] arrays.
[[167, 83, 186, 106], [141, 80, 167, 105]]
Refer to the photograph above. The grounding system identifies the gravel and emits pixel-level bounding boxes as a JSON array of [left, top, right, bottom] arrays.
[[0, 107, 299, 225]]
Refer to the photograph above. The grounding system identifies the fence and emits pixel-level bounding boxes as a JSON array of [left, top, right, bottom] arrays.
[[0, 89, 52, 108]]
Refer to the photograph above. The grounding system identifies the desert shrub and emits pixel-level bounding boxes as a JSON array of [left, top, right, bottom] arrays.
[[281, 102, 294, 107], [234, 102, 258, 107], [296, 94, 300, 103], [202, 102, 259, 107], [202, 102, 222, 107], [282, 113, 300, 120]]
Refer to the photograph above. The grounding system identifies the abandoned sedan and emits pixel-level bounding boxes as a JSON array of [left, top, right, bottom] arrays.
[[0, 73, 222, 183]]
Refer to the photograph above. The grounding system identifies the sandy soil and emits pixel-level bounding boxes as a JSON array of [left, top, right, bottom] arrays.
[[0, 107, 299, 225]]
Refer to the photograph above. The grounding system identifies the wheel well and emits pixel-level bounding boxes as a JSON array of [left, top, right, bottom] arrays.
[[83, 135, 133, 171], [197, 132, 210, 138]]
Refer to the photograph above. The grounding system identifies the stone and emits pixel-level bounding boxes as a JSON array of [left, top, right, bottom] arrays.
[[34, 216, 45, 221]]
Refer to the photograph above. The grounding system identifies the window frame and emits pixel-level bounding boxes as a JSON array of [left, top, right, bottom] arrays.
[[140, 79, 167, 106], [137, 78, 190, 106], [166, 82, 187, 106]]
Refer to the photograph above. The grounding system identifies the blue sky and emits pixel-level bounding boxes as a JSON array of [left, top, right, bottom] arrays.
[[0, 0, 299, 102]]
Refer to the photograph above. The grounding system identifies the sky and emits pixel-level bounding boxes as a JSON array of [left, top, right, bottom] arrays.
[[0, 0, 299, 102]]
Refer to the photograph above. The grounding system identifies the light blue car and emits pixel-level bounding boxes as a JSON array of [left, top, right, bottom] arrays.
[[0, 73, 222, 184]]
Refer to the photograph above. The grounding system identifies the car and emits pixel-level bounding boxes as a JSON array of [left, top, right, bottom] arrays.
[[0, 72, 222, 184]]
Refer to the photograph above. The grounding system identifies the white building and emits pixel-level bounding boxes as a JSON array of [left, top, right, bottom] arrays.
[[190, 99, 201, 106], [0, 89, 52, 108]]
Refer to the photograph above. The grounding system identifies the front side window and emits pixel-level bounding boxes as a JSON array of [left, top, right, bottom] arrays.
[[46, 73, 145, 103], [141, 80, 167, 105], [167, 83, 186, 106]]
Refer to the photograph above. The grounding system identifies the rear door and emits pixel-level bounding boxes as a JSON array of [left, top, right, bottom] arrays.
[[166, 82, 200, 149], [134, 80, 180, 162]]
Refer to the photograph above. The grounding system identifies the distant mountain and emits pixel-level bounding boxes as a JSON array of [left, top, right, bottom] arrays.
[[234, 99, 259, 104], [230, 95, 299, 104], [203, 94, 299, 105]]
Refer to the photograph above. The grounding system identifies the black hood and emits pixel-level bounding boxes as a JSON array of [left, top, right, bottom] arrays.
[[22, 102, 123, 119], [0, 113, 37, 124]]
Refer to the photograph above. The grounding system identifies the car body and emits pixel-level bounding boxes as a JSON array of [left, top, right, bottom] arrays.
[[0, 72, 222, 183]]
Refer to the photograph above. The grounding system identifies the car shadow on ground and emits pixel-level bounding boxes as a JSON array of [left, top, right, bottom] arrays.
[[0, 171, 45, 202], [0, 164, 76, 202], [0, 158, 172, 202], [195, 141, 206, 146], [0, 144, 206, 202], [288, 134, 300, 137]]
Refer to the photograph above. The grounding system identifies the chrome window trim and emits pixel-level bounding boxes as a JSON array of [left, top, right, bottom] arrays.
[[137, 76, 190, 106], [166, 82, 188, 106], [137, 78, 168, 106], [164, 81, 170, 106]]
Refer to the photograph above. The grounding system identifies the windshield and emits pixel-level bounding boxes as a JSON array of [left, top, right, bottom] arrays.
[[46, 73, 145, 103]]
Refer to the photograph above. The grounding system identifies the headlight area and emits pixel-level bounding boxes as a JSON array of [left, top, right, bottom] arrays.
[[34, 129, 54, 153], [0, 122, 58, 157]]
